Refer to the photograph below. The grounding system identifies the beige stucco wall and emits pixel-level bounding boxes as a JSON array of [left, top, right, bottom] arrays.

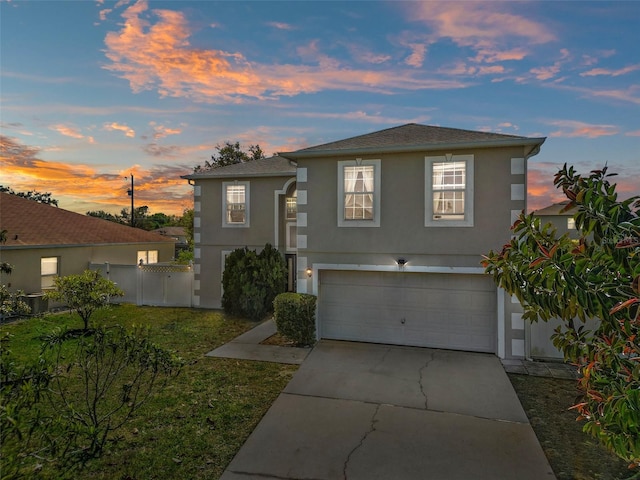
[[0, 242, 174, 295], [295, 145, 531, 358], [298, 146, 525, 266], [193, 175, 295, 308]]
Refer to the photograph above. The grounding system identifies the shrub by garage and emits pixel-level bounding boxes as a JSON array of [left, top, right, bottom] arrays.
[[273, 293, 317, 347]]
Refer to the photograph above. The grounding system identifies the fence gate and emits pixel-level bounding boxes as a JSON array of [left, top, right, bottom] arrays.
[[92, 263, 194, 307]]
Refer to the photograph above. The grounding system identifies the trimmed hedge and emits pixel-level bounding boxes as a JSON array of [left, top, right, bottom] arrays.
[[221, 244, 287, 321], [273, 293, 317, 347]]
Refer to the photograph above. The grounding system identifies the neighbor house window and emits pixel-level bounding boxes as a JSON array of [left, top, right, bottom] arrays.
[[41, 257, 59, 290], [137, 250, 158, 265], [286, 190, 297, 220], [425, 155, 474, 227], [567, 218, 576, 230], [338, 159, 381, 227], [222, 181, 250, 227]]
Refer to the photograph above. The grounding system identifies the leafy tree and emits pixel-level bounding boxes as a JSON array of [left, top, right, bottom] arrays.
[[180, 208, 194, 248], [86, 210, 124, 223], [44, 270, 124, 331], [482, 164, 640, 468], [0, 332, 51, 478], [0, 186, 58, 206], [194, 141, 265, 172], [1, 325, 183, 475]]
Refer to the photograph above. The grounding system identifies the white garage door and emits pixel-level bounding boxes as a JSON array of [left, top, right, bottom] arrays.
[[319, 271, 497, 353]]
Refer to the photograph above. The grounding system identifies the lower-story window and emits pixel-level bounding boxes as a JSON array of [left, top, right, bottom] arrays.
[[137, 250, 158, 265], [41, 256, 59, 290]]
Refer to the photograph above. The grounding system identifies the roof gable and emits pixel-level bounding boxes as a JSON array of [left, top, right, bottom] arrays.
[[280, 123, 545, 159], [0, 193, 174, 247], [182, 155, 296, 180], [533, 201, 577, 216]]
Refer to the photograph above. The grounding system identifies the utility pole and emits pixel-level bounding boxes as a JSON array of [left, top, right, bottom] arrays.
[[126, 174, 134, 227]]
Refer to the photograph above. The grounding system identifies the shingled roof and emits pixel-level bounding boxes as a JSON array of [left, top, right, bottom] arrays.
[[279, 123, 545, 159], [182, 155, 296, 179], [533, 201, 578, 216], [0, 193, 175, 248]]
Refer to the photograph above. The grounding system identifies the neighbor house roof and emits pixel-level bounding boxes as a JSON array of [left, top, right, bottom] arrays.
[[0, 192, 175, 248], [533, 201, 578, 216], [279, 123, 546, 159], [182, 155, 296, 180], [152, 226, 186, 237]]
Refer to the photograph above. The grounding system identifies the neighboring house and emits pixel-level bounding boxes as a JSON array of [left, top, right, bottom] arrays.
[[532, 201, 579, 239], [152, 226, 189, 255], [0, 192, 175, 310], [183, 123, 546, 359], [528, 200, 584, 359]]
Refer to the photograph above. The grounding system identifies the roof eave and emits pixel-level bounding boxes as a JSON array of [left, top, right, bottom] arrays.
[[279, 137, 547, 160], [182, 171, 296, 180]]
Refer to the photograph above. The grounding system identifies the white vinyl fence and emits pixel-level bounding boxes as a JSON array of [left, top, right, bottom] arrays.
[[90, 263, 194, 307]]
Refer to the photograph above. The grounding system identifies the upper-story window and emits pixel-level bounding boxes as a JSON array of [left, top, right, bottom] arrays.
[[338, 159, 381, 227], [425, 155, 474, 227], [567, 218, 576, 230], [222, 181, 250, 227], [286, 189, 297, 220]]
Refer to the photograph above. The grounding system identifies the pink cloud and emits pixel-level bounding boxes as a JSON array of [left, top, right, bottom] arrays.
[[546, 120, 618, 138], [104, 122, 136, 138], [472, 48, 529, 63], [49, 124, 85, 139], [580, 64, 640, 77], [408, 2, 555, 48], [404, 43, 427, 67], [102, 1, 469, 103], [266, 21, 295, 31], [149, 122, 182, 139]]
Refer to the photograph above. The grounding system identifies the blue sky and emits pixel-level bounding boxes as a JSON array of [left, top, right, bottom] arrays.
[[1, 0, 638, 216]]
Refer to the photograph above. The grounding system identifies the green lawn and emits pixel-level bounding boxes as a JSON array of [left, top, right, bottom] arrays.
[[1, 305, 298, 479]]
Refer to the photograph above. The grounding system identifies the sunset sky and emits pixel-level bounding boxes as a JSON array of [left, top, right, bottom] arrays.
[[1, 0, 638, 217]]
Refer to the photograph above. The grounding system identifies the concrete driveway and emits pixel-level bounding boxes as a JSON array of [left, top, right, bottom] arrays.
[[221, 340, 555, 480]]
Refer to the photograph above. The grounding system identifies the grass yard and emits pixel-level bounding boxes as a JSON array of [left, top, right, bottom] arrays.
[[1, 305, 298, 479], [509, 374, 632, 480], [2, 305, 634, 480]]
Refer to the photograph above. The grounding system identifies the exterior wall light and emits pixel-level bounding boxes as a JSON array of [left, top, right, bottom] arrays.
[[397, 258, 406, 270], [305, 267, 313, 277]]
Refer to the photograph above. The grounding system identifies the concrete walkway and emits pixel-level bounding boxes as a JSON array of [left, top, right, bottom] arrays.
[[219, 338, 556, 480], [206, 319, 310, 365]]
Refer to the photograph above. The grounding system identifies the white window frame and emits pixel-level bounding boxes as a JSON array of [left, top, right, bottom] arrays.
[[338, 159, 381, 227], [222, 181, 250, 228], [567, 218, 576, 230], [41, 256, 59, 290], [285, 189, 297, 221], [425, 154, 474, 227]]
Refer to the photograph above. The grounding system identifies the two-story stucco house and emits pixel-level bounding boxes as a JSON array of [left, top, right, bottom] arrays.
[[183, 124, 546, 359]]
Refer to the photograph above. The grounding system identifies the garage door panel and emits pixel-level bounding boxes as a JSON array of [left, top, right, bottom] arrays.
[[319, 271, 496, 353]]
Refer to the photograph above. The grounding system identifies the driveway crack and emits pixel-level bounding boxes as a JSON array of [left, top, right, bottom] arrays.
[[419, 351, 435, 410], [343, 404, 381, 480]]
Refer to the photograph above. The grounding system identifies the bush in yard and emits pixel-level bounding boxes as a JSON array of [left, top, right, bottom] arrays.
[[45, 270, 124, 331], [482, 164, 639, 468], [273, 293, 317, 346], [0, 332, 51, 478], [1, 324, 184, 475], [222, 244, 287, 321]]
